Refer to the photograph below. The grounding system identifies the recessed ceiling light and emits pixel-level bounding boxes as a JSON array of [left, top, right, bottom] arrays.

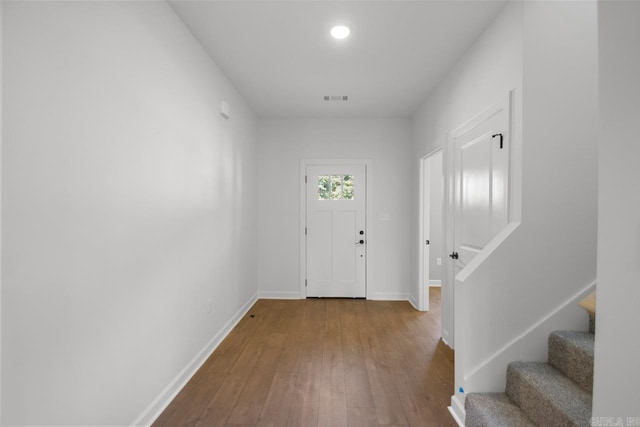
[[330, 25, 351, 40]]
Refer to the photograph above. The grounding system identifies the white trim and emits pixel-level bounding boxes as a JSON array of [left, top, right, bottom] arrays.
[[258, 291, 302, 300], [408, 293, 419, 310], [131, 292, 259, 427], [299, 159, 372, 300], [442, 335, 451, 348], [429, 280, 442, 287], [368, 292, 410, 301], [448, 394, 466, 427]]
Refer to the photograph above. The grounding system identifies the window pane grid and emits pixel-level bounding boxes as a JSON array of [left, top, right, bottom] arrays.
[[318, 175, 354, 200]]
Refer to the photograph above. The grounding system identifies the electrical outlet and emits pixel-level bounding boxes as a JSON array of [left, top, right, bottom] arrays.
[[436, 258, 442, 265]]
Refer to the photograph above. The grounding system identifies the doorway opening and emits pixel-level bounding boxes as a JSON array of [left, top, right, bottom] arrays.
[[419, 149, 444, 313]]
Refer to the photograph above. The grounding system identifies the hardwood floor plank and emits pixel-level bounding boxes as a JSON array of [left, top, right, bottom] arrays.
[[153, 289, 455, 427], [364, 360, 409, 426], [225, 332, 287, 424], [300, 299, 328, 365], [159, 372, 226, 427], [276, 300, 305, 373], [340, 301, 375, 410], [346, 406, 379, 427], [317, 302, 348, 427], [287, 360, 322, 427], [344, 365, 375, 410], [357, 302, 409, 426], [256, 371, 297, 427], [391, 368, 441, 427], [193, 373, 249, 427]]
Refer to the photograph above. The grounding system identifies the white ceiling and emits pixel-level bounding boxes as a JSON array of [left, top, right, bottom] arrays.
[[169, 1, 507, 118]]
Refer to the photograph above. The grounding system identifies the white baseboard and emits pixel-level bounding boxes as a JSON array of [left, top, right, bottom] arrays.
[[408, 293, 419, 310], [258, 290, 302, 299], [449, 394, 466, 426], [429, 280, 442, 287], [442, 334, 453, 349], [368, 292, 410, 301], [130, 292, 259, 427]]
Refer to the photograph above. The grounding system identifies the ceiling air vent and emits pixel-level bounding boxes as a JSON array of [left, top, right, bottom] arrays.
[[323, 95, 349, 102]]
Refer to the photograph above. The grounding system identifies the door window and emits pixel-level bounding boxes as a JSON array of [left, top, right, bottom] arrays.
[[317, 175, 354, 200]]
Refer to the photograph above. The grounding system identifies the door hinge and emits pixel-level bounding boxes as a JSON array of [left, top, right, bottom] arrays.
[[305, 175, 308, 183], [305, 227, 307, 235], [305, 279, 307, 287]]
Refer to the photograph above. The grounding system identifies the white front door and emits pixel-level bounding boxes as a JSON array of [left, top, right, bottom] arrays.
[[452, 96, 510, 270], [306, 164, 366, 298]]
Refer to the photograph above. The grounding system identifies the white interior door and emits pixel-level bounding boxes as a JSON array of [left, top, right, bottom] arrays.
[[306, 164, 366, 298], [452, 97, 510, 272]]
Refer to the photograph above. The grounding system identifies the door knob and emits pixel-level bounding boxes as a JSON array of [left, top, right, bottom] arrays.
[[357, 240, 365, 245], [449, 252, 459, 260], [359, 230, 364, 235]]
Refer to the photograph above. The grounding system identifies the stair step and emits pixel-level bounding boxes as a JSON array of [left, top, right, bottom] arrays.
[[506, 362, 592, 427], [465, 393, 536, 427], [548, 331, 595, 393]]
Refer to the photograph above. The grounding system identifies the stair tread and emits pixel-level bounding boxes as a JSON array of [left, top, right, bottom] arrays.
[[549, 331, 594, 393], [507, 361, 592, 427], [465, 393, 536, 427]]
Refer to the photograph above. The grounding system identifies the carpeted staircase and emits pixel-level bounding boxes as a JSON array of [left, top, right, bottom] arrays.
[[465, 293, 596, 427]]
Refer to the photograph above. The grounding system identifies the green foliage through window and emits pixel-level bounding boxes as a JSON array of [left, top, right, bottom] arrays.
[[318, 176, 331, 200], [318, 175, 354, 200]]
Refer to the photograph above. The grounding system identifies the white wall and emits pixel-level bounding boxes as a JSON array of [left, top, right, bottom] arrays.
[[593, 1, 640, 418], [257, 118, 411, 300], [2, 2, 257, 425], [458, 0, 597, 411], [412, 2, 599, 419], [411, 1, 523, 344]]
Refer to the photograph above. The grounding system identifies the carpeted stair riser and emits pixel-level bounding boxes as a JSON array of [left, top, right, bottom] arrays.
[[465, 392, 536, 427], [548, 331, 594, 393], [506, 362, 592, 427]]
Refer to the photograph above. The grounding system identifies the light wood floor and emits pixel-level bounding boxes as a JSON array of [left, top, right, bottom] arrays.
[[153, 288, 455, 427]]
